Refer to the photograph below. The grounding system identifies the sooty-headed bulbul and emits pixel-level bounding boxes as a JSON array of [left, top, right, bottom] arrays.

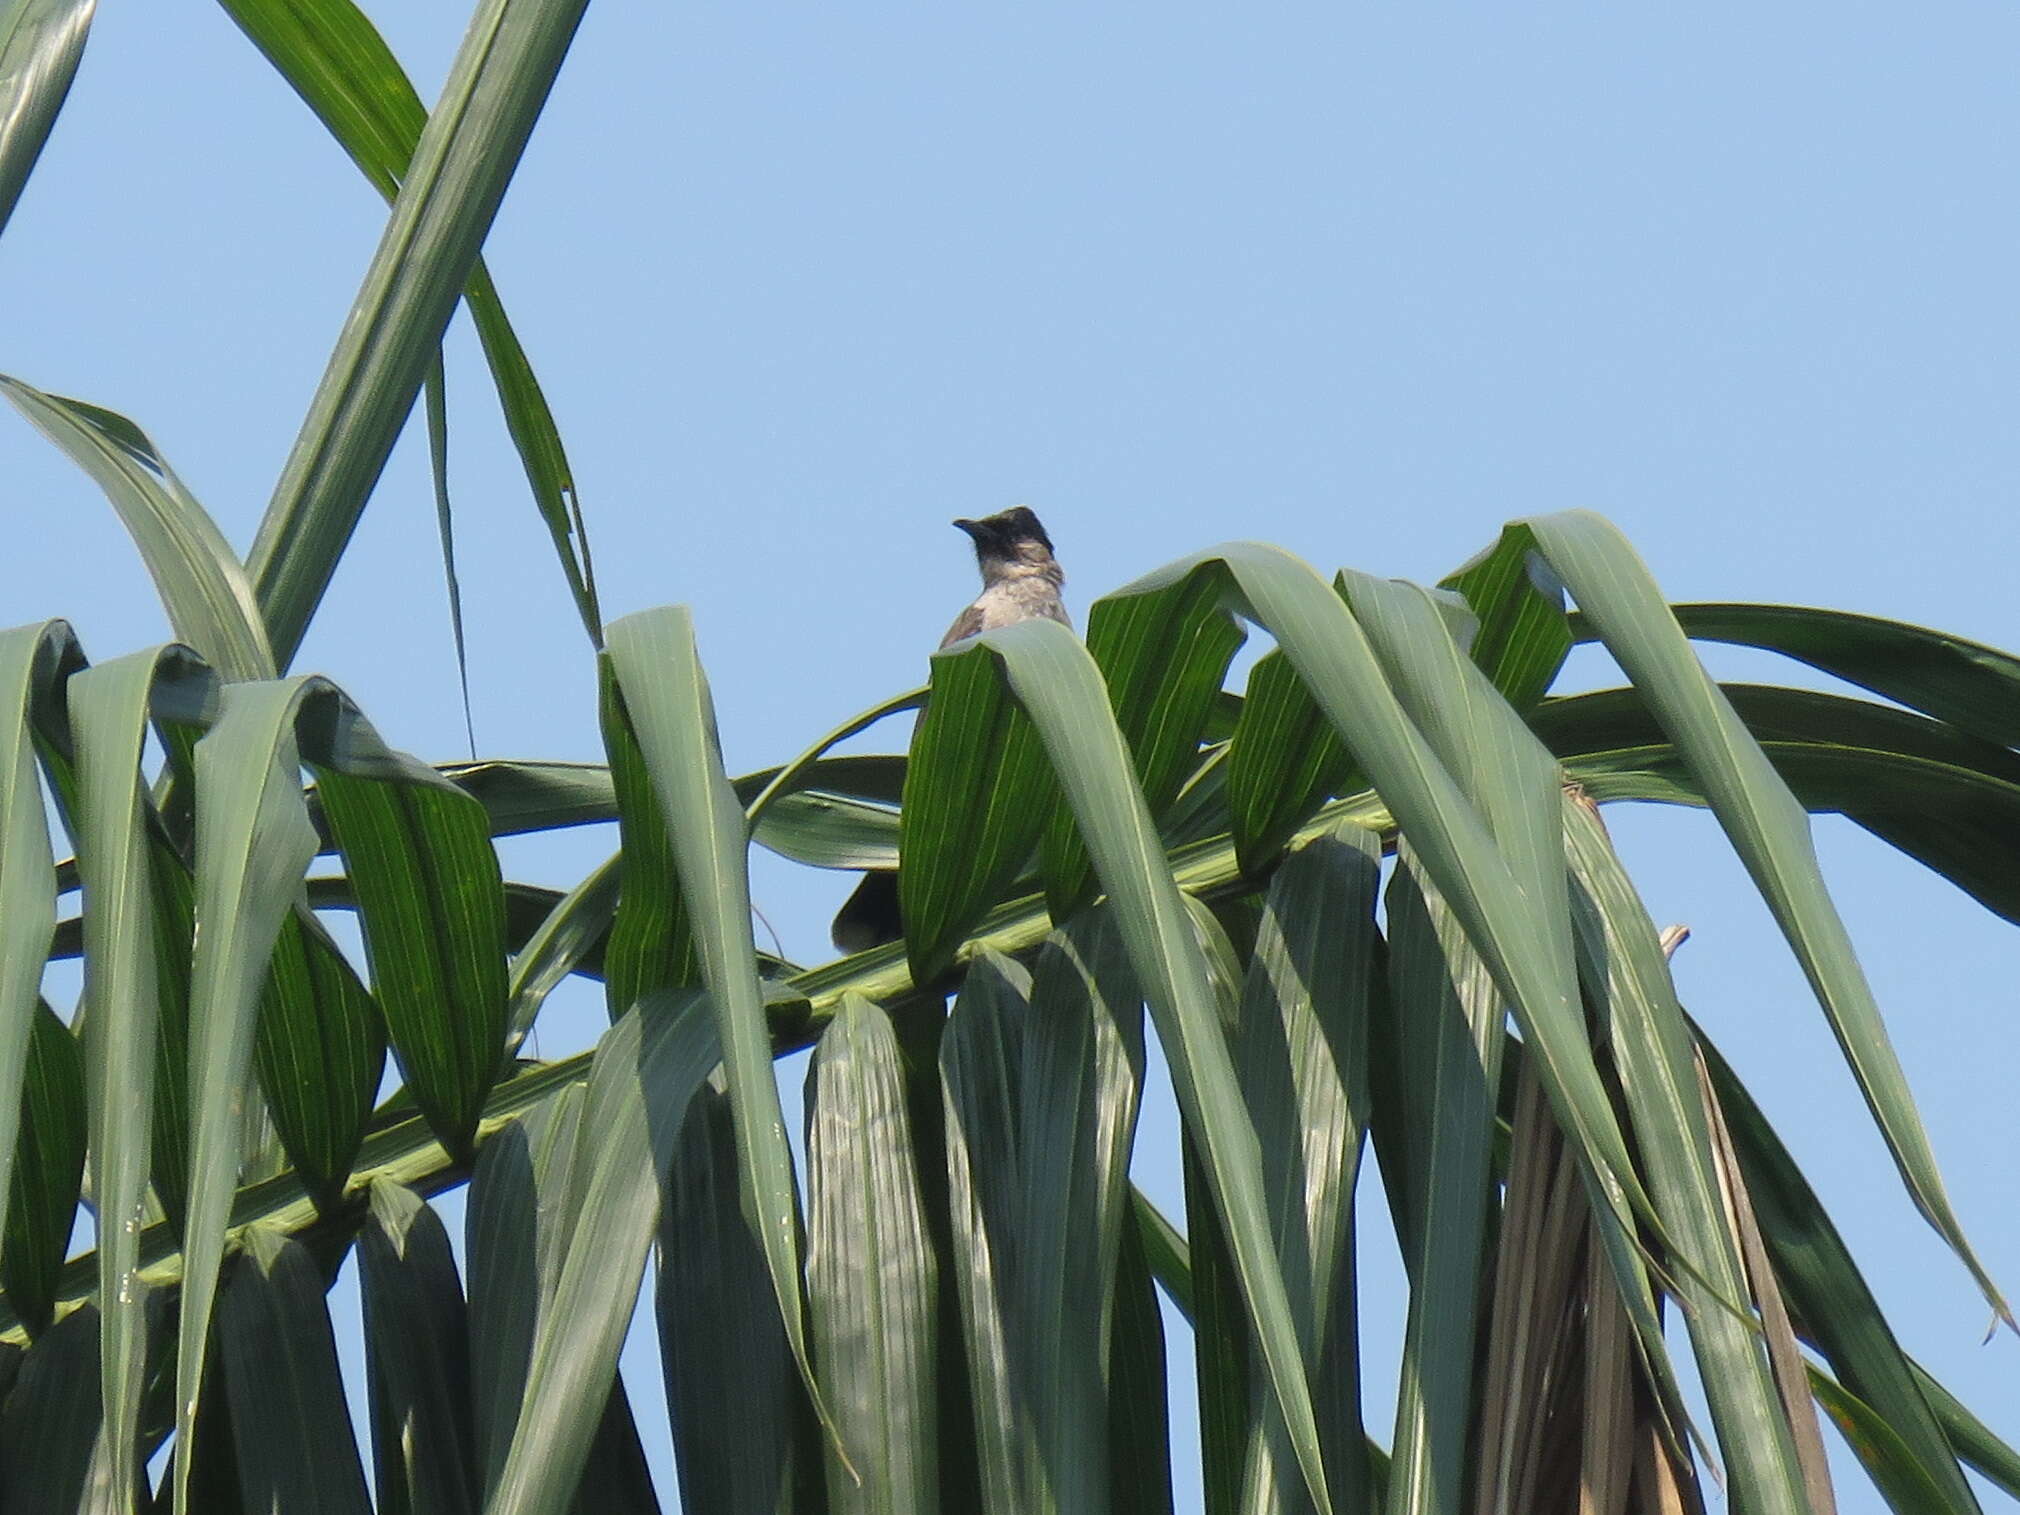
[[938, 506, 1070, 647], [831, 508, 1069, 953]]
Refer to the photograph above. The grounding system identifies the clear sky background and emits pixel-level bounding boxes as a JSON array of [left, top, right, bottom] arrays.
[[4, 4, 2017, 1510]]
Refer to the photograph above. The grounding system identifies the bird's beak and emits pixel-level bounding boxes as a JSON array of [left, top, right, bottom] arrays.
[[952, 518, 984, 540]]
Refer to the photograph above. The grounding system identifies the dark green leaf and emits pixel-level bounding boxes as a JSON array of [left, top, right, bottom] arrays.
[[901, 642, 1056, 981], [1540, 682, 2020, 929], [0, 624, 63, 1271], [1109, 1205, 1176, 1515], [1909, 1361, 2020, 1501], [466, 1088, 579, 1496], [1132, 1187, 1192, 1320], [505, 854, 619, 1050], [1662, 602, 2020, 750], [1233, 824, 1382, 1514], [1440, 521, 1571, 712], [1225, 650, 1353, 878], [1184, 1128, 1249, 1515], [741, 691, 921, 828], [567, 1378, 662, 1515], [175, 679, 329, 1510], [1378, 853, 1501, 1515], [940, 952, 1033, 1514], [314, 758, 506, 1160], [0, 1303, 109, 1509], [656, 1082, 810, 1513], [1344, 569, 1649, 1235], [252, 906, 384, 1208], [68, 646, 199, 1497], [1019, 912, 1145, 1508], [953, 615, 1335, 1514], [485, 993, 720, 1515], [0, 1005, 84, 1336], [1566, 802, 1806, 1508], [423, 360, 477, 758], [359, 1180, 478, 1515], [218, 0, 604, 646], [1044, 561, 1246, 914], [423, 752, 909, 870], [602, 608, 840, 1464], [219, 1227, 373, 1515], [1808, 1369, 1958, 1515], [1694, 1029, 1980, 1511], [598, 664, 695, 1020]]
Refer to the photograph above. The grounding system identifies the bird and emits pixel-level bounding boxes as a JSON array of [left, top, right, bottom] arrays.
[[831, 508, 1070, 953], [938, 506, 1071, 648]]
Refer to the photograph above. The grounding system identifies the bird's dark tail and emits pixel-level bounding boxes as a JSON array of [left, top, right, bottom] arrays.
[[830, 869, 904, 953]]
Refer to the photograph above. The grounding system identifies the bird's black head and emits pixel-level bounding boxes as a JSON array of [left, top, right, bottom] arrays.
[[953, 506, 1054, 560]]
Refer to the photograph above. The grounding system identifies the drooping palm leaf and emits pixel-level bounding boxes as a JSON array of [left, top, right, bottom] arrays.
[[0, 625, 64, 1274], [805, 994, 939, 1511], [1527, 509, 2010, 1326], [483, 990, 716, 1515], [0, 385, 274, 684], [927, 616, 1338, 1515], [67, 646, 210, 1513], [602, 607, 847, 1467]]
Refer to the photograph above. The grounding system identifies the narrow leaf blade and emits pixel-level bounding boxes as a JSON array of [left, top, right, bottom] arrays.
[[0, 382, 274, 683], [174, 679, 324, 1512], [246, 0, 593, 665], [805, 995, 938, 1512], [603, 607, 839, 1457], [0, 0, 94, 238], [956, 618, 1336, 1515], [1528, 508, 2009, 1324], [219, 1227, 373, 1515]]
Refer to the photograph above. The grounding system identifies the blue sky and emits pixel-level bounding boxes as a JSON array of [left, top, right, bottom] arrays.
[[4, 3, 2017, 1509]]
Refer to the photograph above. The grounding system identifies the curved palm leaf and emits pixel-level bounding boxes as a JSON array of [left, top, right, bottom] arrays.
[[215, 0, 602, 646], [245, 0, 593, 667], [0, 385, 274, 684], [0, 0, 93, 239], [1528, 510, 2009, 1324]]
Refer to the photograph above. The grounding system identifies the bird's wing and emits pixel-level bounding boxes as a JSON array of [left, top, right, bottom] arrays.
[[939, 602, 987, 649]]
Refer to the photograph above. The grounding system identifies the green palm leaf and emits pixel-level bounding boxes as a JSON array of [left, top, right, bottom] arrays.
[[173, 679, 326, 1511], [1665, 601, 2020, 748], [67, 646, 209, 1514], [1, 1004, 84, 1336], [602, 606, 846, 1466], [358, 1180, 478, 1515], [0, 0, 93, 238], [1527, 509, 2010, 1325], [0, 386, 274, 684], [655, 1080, 809, 1511], [217, 1227, 372, 1515], [806, 994, 939, 1511], [246, 0, 593, 666], [215, 0, 602, 645], [938, 616, 1336, 1515], [0, 1304, 108, 1508], [0, 625, 64, 1276], [484, 991, 717, 1515]]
